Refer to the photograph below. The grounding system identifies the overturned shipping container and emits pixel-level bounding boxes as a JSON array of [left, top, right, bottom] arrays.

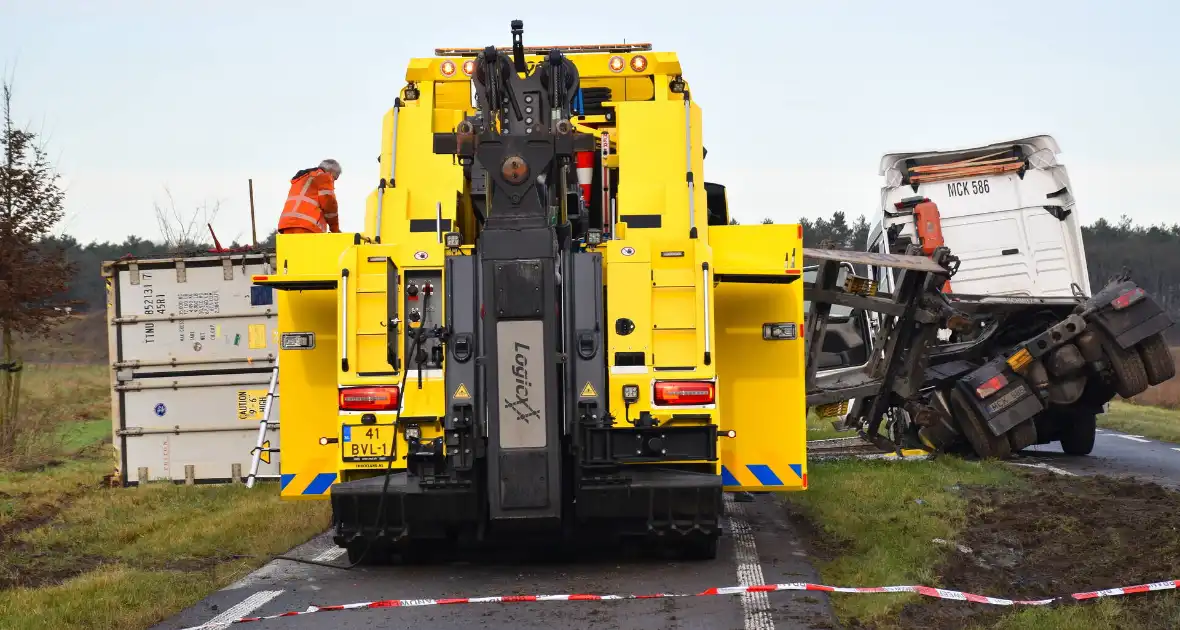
[[103, 250, 282, 485]]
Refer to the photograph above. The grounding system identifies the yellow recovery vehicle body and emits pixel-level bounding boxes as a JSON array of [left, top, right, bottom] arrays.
[[254, 21, 806, 562]]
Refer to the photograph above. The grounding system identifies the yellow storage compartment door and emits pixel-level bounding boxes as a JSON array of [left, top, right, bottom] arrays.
[[709, 224, 807, 491]]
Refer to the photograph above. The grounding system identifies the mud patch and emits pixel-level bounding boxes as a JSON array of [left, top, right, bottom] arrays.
[[0, 482, 92, 543], [0, 484, 96, 588], [0, 502, 62, 544], [0, 548, 107, 589], [158, 555, 254, 573], [890, 472, 1180, 629], [13, 458, 65, 474]]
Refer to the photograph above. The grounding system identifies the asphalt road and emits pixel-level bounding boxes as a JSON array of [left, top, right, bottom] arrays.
[[153, 494, 838, 630], [1011, 427, 1180, 488], [154, 427, 1180, 630]]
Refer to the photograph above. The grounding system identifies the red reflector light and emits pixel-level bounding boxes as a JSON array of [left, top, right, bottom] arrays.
[[1111, 287, 1145, 310], [975, 375, 1007, 399], [252, 275, 267, 281], [339, 386, 399, 411], [654, 381, 715, 406]]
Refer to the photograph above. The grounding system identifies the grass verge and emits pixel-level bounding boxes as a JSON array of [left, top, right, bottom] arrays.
[[1100, 400, 1180, 444], [806, 409, 856, 441], [0, 364, 330, 630], [782, 457, 1180, 629], [785, 457, 1021, 624]]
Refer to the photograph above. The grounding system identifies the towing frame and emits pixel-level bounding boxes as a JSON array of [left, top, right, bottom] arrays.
[[801, 244, 1175, 458]]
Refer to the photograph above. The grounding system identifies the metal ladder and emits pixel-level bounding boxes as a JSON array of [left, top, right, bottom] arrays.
[[245, 354, 280, 488]]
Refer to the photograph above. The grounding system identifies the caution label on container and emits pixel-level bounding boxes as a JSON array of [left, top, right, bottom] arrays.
[[248, 324, 267, 349], [453, 383, 471, 400], [237, 389, 269, 420], [580, 382, 597, 397]]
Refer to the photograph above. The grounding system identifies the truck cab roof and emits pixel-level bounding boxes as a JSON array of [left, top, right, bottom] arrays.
[[878, 134, 1061, 178]]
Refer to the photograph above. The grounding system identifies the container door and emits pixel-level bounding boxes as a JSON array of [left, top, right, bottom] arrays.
[[112, 254, 282, 485]]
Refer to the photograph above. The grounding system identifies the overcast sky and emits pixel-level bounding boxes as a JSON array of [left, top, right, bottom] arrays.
[[2, 0, 1176, 245]]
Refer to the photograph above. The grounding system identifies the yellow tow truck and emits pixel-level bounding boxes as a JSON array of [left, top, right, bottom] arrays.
[[253, 21, 808, 563]]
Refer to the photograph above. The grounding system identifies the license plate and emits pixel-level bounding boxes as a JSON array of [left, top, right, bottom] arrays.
[[341, 424, 396, 462], [986, 384, 1028, 415]]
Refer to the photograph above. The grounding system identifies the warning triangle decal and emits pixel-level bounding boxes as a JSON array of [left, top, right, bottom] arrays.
[[260, 440, 272, 465], [580, 382, 597, 397], [454, 383, 471, 400]]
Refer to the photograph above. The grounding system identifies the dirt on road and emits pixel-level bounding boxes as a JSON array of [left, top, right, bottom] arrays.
[[889, 473, 1180, 629]]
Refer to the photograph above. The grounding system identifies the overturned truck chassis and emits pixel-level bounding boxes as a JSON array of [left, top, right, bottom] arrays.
[[802, 246, 1176, 458]]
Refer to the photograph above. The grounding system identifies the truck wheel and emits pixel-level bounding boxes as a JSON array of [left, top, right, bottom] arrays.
[[1100, 333, 1150, 398], [1137, 332, 1176, 386], [948, 388, 1011, 459], [1059, 410, 1097, 455], [1007, 419, 1038, 452], [1032, 412, 1058, 445]]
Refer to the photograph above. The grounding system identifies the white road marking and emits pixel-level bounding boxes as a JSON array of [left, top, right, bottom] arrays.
[[1111, 434, 1151, 443], [312, 546, 347, 563], [186, 589, 283, 630], [1010, 462, 1077, 476], [724, 494, 775, 630], [224, 532, 335, 590], [1172, 448, 1180, 453]]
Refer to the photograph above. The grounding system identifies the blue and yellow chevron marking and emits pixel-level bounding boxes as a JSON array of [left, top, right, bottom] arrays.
[[280, 472, 338, 496], [720, 463, 804, 490]]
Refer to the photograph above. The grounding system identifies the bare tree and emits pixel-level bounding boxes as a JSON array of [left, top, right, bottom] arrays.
[[154, 186, 221, 251], [0, 75, 76, 454]]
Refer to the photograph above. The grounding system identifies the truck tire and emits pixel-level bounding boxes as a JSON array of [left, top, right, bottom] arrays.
[[1059, 410, 1097, 456], [948, 388, 1011, 459], [1137, 332, 1176, 386], [1007, 419, 1038, 452], [1100, 332, 1150, 399]]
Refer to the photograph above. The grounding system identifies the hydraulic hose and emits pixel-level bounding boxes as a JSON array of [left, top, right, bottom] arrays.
[[275, 296, 432, 570]]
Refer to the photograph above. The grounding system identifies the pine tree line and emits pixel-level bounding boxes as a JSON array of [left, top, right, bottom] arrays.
[[38, 212, 1180, 343]]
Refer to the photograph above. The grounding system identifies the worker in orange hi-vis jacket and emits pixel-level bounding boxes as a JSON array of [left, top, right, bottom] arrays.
[[278, 159, 342, 234]]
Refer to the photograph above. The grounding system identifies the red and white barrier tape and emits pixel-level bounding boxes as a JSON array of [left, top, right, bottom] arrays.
[[181, 578, 1180, 629]]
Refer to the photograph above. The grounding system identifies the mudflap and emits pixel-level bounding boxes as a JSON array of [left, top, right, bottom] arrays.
[[955, 356, 1044, 437], [1088, 281, 1174, 349], [329, 473, 479, 550], [576, 467, 723, 555]]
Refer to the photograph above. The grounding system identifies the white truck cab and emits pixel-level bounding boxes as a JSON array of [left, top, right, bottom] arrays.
[[867, 135, 1092, 299]]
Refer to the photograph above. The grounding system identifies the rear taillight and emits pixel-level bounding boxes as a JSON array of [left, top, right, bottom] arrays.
[[1111, 287, 1145, 310], [339, 386, 399, 411], [653, 381, 715, 406], [975, 374, 1007, 399]]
